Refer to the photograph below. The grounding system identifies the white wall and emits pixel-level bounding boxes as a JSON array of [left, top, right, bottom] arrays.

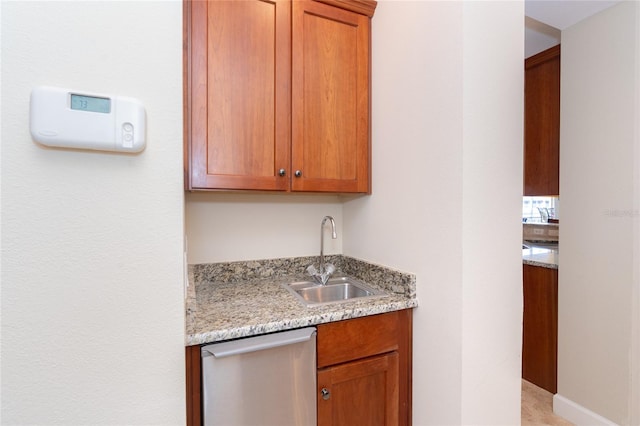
[[343, 1, 464, 422], [525, 16, 561, 59], [460, 2, 524, 423], [558, 2, 640, 425], [344, 1, 524, 424], [1, 2, 186, 424], [186, 193, 342, 263]]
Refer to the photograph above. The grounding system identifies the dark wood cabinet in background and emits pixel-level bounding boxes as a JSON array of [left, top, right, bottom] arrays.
[[522, 264, 558, 393], [183, 0, 374, 193], [524, 45, 560, 196]]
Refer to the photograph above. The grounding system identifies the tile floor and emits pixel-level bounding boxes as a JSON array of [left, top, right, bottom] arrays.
[[522, 380, 574, 426]]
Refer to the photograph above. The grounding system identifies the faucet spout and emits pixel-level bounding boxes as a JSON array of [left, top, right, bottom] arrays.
[[306, 216, 337, 285], [320, 215, 337, 276]]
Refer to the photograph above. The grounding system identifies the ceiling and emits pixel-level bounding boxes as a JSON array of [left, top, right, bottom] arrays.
[[524, 0, 621, 57]]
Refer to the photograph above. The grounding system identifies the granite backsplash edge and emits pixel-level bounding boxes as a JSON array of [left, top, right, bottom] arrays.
[[190, 255, 416, 298]]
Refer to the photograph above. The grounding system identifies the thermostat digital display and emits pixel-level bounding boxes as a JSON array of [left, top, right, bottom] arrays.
[[29, 86, 146, 153], [70, 94, 111, 114]]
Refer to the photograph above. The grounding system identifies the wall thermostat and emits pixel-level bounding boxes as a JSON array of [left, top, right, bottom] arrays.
[[30, 86, 146, 153]]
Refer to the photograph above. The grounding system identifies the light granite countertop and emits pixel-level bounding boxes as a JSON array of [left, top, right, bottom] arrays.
[[522, 245, 558, 269], [185, 255, 418, 346]]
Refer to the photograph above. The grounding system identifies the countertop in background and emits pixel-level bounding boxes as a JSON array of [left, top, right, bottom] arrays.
[[522, 242, 558, 269]]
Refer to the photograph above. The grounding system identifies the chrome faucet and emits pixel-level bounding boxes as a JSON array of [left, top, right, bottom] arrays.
[[320, 215, 337, 276], [307, 215, 337, 285]]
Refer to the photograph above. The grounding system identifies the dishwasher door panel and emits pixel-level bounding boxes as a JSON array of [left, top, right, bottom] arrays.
[[202, 327, 317, 426]]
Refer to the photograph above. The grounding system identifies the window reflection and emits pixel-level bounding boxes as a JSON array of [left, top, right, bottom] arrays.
[[522, 196, 558, 222]]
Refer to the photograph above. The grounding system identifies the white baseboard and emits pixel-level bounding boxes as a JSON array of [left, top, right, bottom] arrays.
[[553, 393, 618, 426]]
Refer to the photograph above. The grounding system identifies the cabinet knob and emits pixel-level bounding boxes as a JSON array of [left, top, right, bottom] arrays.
[[294, 170, 302, 178], [278, 168, 286, 177], [320, 387, 331, 401]]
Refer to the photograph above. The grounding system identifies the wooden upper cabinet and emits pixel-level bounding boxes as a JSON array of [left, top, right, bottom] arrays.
[[184, 0, 375, 193], [291, 0, 370, 192], [524, 45, 560, 196], [185, 0, 291, 191]]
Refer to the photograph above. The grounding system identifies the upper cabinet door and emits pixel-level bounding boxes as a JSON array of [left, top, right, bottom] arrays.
[[186, 0, 291, 191], [524, 45, 560, 196], [291, 1, 371, 193]]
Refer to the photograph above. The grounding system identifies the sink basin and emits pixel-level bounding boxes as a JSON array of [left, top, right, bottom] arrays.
[[283, 276, 387, 307]]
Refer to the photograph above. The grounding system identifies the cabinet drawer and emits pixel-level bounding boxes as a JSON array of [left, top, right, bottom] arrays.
[[317, 311, 402, 368]]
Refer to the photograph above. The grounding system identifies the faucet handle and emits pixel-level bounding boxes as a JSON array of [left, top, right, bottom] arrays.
[[307, 264, 336, 285], [306, 265, 318, 276]]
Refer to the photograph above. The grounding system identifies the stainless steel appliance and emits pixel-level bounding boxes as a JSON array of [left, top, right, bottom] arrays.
[[201, 327, 317, 426]]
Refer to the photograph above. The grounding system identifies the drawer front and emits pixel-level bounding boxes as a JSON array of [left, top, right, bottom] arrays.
[[317, 311, 401, 368]]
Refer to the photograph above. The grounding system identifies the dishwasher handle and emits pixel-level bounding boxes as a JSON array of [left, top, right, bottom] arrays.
[[201, 327, 316, 359]]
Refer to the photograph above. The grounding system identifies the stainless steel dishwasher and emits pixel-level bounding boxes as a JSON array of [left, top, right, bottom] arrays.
[[201, 327, 317, 426]]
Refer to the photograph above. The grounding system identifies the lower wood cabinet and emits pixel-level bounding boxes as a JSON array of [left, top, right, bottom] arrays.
[[185, 343, 202, 426], [317, 309, 412, 426], [522, 264, 558, 393], [317, 351, 399, 425], [185, 309, 413, 425]]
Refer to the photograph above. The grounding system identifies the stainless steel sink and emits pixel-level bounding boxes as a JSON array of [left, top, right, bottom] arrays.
[[283, 276, 387, 307]]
